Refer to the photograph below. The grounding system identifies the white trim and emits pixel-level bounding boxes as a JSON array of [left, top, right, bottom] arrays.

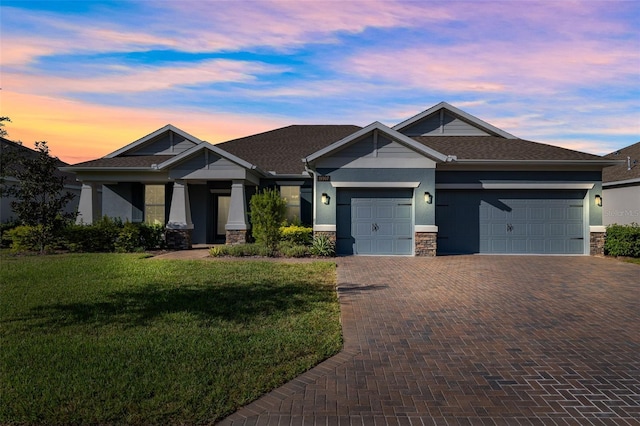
[[415, 225, 438, 233], [603, 177, 640, 187], [392, 101, 518, 139], [590, 226, 606, 233], [436, 183, 595, 190], [314, 224, 336, 232], [331, 181, 420, 188], [303, 121, 448, 164]]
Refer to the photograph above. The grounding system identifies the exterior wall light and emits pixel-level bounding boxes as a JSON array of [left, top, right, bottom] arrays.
[[595, 194, 602, 207], [321, 193, 330, 205], [424, 191, 433, 204]]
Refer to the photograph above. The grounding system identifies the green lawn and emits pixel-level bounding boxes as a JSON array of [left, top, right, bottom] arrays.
[[0, 253, 342, 425]]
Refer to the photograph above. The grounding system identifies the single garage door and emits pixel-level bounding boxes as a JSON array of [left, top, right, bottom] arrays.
[[337, 189, 413, 255], [436, 190, 586, 254]]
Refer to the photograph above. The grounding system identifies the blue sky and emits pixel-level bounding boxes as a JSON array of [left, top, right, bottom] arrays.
[[1, 0, 639, 163]]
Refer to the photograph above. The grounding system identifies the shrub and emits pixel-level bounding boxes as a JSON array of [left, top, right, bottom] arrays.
[[278, 241, 309, 258], [63, 217, 122, 252], [138, 223, 165, 250], [249, 189, 287, 254], [0, 220, 19, 248], [5, 225, 42, 252], [280, 225, 312, 245], [309, 234, 335, 257], [605, 223, 640, 257], [208, 246, 226, 257], [115, 222, 142, 253]]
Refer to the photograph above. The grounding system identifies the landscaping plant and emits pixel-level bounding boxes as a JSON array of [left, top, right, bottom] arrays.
[[249, 188, 287, 254]]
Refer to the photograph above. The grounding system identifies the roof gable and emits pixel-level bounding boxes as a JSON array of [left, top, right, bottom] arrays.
[[304, 122, 449, 166], [105, 125, 201, 158], [393, 102, 517, 139], [158, 142, 259, 172]]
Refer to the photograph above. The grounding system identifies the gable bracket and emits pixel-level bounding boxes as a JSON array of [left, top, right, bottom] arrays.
[[170, 131, 174, 153], [440, 109, 444, 134]]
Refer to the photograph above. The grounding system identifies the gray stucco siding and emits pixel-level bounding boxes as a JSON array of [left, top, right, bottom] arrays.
[[315, 168, 435, 227], [103, 183, 144, 223]]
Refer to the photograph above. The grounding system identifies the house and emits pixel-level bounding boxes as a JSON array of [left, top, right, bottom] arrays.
[[0, 137, 82, 223], [602, 141, 640, 226], [63, 102, 618, 256]]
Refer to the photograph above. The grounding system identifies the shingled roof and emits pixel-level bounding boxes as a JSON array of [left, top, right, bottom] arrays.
[[217, 125, 362, 174], [603, 141, 640, 184], [1, 137, 77, 184], [70, 155, 174, 169], [412, 136, 605, 161]]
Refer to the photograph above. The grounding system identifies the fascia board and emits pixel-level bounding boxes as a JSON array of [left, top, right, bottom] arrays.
[[303, 121, 448, 163], [60, 166, 156, 172], [105, 124, 203, 158], [453, 159, 623, 166], [603, 177, 640, 187], [392, 101, 518, 139]]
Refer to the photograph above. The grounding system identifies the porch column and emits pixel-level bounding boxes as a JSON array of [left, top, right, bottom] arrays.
[[166, 180, 193, 250], [76, 183, 100, 224], [225, 180, 249, 245]]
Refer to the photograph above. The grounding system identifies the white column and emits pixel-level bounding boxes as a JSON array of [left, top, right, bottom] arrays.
[[76, 183, 100, 224], [167, 180, 193, 229], [226, 180, 249, 230]]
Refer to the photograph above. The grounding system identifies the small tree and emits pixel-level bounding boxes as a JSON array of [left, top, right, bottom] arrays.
[[249, 188, 287, 254], [5, 141, 76, 253]]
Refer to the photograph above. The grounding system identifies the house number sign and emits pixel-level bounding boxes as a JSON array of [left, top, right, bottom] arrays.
[[318, 176, 331, 182]]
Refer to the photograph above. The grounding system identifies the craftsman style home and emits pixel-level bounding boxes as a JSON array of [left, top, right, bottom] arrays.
[[64, 102, 618, 256]]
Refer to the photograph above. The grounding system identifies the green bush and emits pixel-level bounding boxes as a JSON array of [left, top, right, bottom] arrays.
[[280, 225, 312, 245], [249, 188, 287, 254], [115, 222, 142, 253], [5, 225, 42, 252], [0, 221, 19, 248], [309, 234, 335, 257], [605, 223, 640, 257], [278, 241, 309, 258], [138, 223, 165, 250]]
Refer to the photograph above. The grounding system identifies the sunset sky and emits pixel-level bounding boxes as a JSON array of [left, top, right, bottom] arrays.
[[1, 0, 639, 164]]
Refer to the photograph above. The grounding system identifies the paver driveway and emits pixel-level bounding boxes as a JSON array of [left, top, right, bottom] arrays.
[[220, 256, 640, 425]]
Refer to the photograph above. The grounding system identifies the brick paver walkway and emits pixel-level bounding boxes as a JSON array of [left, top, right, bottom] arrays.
[[219, 256, 640, 425]]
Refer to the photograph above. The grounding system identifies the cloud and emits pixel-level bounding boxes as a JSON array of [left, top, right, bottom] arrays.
[[0, 91, 288, 163], [4, 59, 287, 95]]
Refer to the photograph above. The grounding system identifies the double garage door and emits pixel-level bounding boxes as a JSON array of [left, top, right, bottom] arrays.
[[436, 190, 586, 254], [336, 189, 413, 255]]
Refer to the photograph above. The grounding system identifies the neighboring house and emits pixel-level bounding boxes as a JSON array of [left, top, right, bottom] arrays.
[[63, 102, 618, 256], [0, 137, 82, 223], [602, 141, 640, 226]]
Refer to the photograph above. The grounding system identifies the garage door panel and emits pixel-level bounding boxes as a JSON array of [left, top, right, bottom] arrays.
[[338, 190, 413, 255], [437, 189, 586, 255]]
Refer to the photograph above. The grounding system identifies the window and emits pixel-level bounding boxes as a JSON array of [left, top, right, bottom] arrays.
[[280, 186, 300, 223], [145, 185, 165, 225]]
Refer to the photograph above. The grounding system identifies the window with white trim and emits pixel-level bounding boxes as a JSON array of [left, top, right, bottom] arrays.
[[145, 185, 165, 225], [280, 186, 300, 223]]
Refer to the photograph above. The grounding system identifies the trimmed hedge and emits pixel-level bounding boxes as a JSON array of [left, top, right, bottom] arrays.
[[5, 217, 165, 253], [605, 223, 640, 258], [280, 225, 312, 245]]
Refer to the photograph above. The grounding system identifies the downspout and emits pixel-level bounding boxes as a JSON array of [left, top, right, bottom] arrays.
[[304, 161, 317, 229]]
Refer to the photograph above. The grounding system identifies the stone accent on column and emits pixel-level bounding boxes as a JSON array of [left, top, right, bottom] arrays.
[[590, 232, 606, 256], [166, 228, 193, 250], [226, 230, 248, 245], [76, 183, 100, 224], [415, 232, 437, 256]]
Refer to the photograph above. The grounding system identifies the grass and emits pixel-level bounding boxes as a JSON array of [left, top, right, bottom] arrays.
[[0, 253, 342, 425]]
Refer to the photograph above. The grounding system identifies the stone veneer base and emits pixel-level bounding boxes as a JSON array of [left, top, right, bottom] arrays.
[[166, 228, 193, 250], [590, 231, 605, 256], [415, 232, 437, 257], [226, 230, 248, 245]]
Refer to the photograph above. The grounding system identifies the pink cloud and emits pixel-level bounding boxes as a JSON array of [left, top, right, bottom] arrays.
[[3, 60, 286, 95]]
